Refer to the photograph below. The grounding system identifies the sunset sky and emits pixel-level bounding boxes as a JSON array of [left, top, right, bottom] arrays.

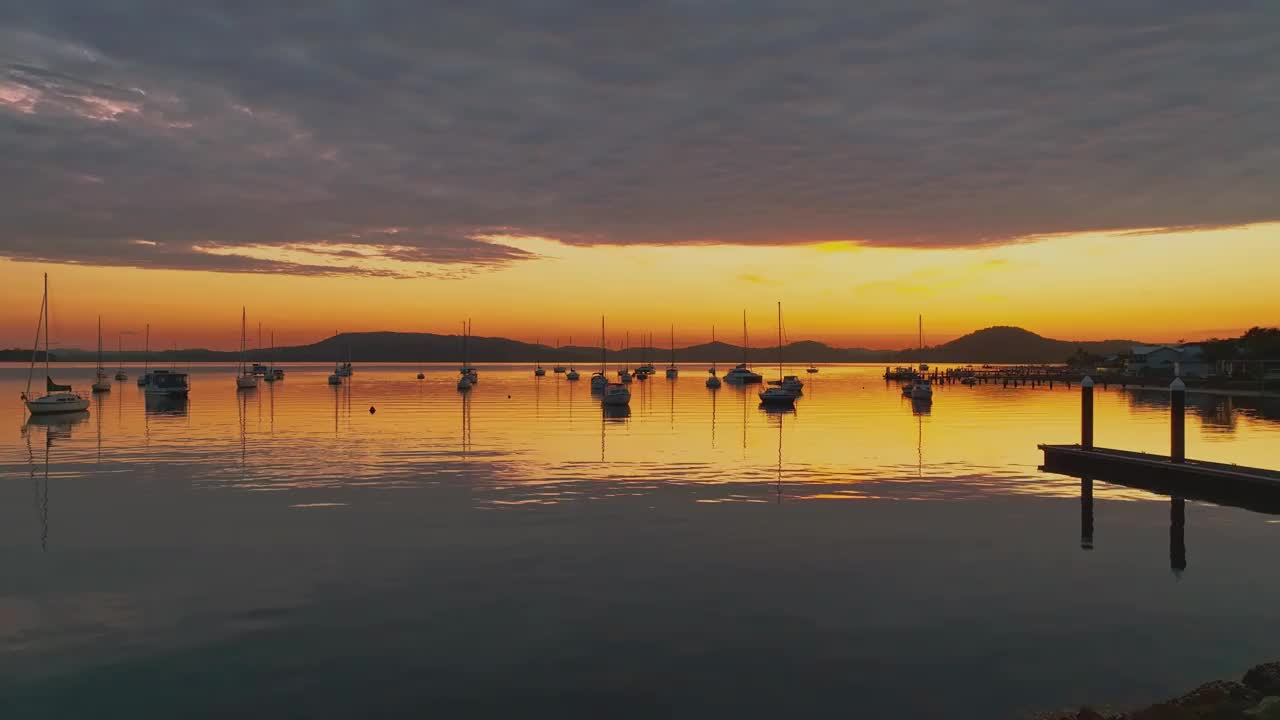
[[1, 2, 1277, 350]]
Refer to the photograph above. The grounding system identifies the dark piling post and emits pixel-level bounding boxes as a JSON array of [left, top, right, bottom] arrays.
[[1081, 376, 1094, 449], [1081, 477, 1094, 550], [1170, 496, 1186, 576], [1171, 377, 1186, 463]]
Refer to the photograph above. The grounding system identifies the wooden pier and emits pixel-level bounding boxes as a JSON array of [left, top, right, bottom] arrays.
[[1038, 376, 1280, 510]]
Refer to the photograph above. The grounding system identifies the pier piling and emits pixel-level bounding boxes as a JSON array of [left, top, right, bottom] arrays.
[[1081, 376, 1094, 449], [1171, 377, 1186, 463]]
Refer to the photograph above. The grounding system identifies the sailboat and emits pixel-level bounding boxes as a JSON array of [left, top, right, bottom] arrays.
[[271, 333, 285, 381], [601, 330, 631, 406], [665, 326, 679, 378], [552, 336, 566, 373], [137, 324, 151, 386], [91, 317, 111, 392], [917, 314, 929, 372], [264, 332, 278, 383], [724, 310, 763, 384], [759, 302, 799, 406], [566, 336, 580, 380], [328, 329, 343, 385], [637, 333, 656, 376], [590, 317, 608, 392], [457, 320, 474, 390], [22, 274, 90, 415], [114, 333, 128, 381], [251, 322, 269, 376], [706, 326, 722, 388], [235, 308, 259, 389], [618, 332, 633, 383], [534, 336, 546, 376]]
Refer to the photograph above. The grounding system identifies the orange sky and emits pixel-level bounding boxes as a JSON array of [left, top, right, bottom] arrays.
[[2, 222, 1276, 351]]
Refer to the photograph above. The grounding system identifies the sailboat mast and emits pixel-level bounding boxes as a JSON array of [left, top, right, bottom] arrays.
[[97, 315, 103, 374], [144, 324, 149, 373], [26, 275, 47, 398], [742, 309, 748, 366], [239, 307, 246, 374], [670, 325, 675, 365], [43, 274, 50, 381], [712, 326, 716, 373], [777, 301, 783, 379], [600, 316, 605, 373]]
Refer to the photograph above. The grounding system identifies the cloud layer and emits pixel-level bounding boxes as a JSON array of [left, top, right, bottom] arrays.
[[2, 1, 1277, 276]]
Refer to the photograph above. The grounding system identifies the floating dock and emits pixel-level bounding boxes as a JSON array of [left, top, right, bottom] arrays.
[[1040, 443, 1280, 512]]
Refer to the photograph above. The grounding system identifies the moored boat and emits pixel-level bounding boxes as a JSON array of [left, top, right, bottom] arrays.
[[21, 275, 91, 416]]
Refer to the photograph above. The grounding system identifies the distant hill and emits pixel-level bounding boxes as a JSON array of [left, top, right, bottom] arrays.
[[893, 326, 1139, 364], [0, 326, 1142, 365]]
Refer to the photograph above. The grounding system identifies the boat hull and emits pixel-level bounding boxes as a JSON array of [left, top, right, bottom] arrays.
[[26, 395, 91, 415]]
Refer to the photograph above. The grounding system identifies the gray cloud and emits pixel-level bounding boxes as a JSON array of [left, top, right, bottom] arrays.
[[1, 1, 1277, 276]]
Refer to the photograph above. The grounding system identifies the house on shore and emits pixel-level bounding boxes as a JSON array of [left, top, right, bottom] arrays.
[[1124, 344, 1211, 378]]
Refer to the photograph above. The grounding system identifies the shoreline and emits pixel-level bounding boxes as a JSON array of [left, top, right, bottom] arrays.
[[1035, 661, 1280, 719]]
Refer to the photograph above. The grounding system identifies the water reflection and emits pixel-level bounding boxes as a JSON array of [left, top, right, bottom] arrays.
[[145, 395, 189, 416]]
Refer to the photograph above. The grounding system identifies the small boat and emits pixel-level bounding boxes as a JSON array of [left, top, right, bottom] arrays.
[[757, 302, 798, 407], [618, 368, 632, 383], [534, 336, 546, 376], [911, 379, 934, 400], [535, 366, 546, 377], [21, 275, 91, 415], [590, 372, 607, 391], [145, 368, 190, 397], [328, 372, 342, 386], [768, 375, 804, 392], [635, 368, 649, 381], [806, 362, 818, 374], [263, 332, 279, 383], [235, 307, 258, 390], [961, 376, 977, 386], [417, 372, 425, 380], [566, 368, 580, 381], [457, 374, 473, 391], [251, 362, 270, 377], [273, 368, 285, 381], [706, 371, 721, 389], [137, 324, 151, 386], [92, 316, 111, 392], [602, 382, 630, 406], [884, 366, 919, 381]]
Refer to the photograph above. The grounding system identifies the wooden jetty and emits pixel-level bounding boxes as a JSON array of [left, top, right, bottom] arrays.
[[1038, 376, 1280, 508]]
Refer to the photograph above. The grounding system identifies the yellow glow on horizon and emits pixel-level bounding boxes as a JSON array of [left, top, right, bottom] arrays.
[[0, 223, 1276, 351]]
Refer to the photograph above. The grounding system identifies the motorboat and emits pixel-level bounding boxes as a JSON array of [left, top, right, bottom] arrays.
[[911, 379, 934, 400], [768, 375, 804, 392], [417, 372, 425, 380], [884, 366, 919, 381], [272, 368, 285, 381], [706, 371, 721, 389], [590, 372, 607, 391], [328, 372, 342, 386], [724, 363, 763, 384], [251, 362, 270, 377], [758, 385, 799, 406], [601, 382, 631, 406], [535, 365, 546, 377], [566, 368, 580, 381], [145, 369, 190, 398], [618, 368, 632, 383], [806, 363, 818, 374]]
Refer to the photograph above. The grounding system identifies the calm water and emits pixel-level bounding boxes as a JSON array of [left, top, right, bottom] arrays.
[[2, 363, 1279, 718]]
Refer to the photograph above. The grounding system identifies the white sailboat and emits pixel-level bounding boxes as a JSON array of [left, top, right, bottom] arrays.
[[759, 302, 799, 406], [236, 307, 258, 389], [706, 326, 722, 388], [724, 310, 763, 384], [22, 274, 90, 415], [665, 326, 678, 378], [566, 336, 580, 380], [92, 317, 111, 392]]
